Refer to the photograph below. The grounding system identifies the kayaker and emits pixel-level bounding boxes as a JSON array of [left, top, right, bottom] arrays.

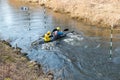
[[53, 27, 64, 40], [43, 31, 52, 42]]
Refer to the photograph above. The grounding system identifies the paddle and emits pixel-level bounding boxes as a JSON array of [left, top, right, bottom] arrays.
[[63, 28, 69, 31], [52, 28, 69, 33]]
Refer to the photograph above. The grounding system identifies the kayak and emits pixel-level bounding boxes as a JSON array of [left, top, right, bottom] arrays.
[[31, 34, 66, 47], [31, 29, 74, 47]]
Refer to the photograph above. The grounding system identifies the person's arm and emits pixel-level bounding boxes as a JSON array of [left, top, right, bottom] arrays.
[[52, 29, 57, 33], [49, 35, 53, 37]]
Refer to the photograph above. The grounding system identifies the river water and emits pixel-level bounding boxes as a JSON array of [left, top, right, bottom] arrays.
[[0, 0, 120, 80]]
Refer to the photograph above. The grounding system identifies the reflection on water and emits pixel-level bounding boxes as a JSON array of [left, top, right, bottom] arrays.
[[0, 0, 120, 80]]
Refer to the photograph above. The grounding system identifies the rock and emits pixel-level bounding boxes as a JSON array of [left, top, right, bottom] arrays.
[[48, 75, 53, 80], [47, 71, 54, 80], [27, 61, 37, 68], [13, 47, 22, 54]]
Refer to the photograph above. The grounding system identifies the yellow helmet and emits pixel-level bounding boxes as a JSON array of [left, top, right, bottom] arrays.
[[56, 27, 60, 30], [47, 31, 51, 35]]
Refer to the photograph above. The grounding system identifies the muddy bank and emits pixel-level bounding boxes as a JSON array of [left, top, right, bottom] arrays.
[[0, 40, 53, 80], [20, 0, 120, 28]]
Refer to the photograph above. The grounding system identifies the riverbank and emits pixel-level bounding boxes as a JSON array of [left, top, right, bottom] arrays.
[[19, 0, 120, 28], [0, 40, 53, 80]]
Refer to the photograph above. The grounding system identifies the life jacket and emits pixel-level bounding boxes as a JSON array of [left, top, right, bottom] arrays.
[[54, 31, 63, 36], [43, 34, 51, 42]]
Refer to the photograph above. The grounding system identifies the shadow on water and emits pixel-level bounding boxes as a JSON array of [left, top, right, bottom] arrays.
[[0, 0, 120, 80]]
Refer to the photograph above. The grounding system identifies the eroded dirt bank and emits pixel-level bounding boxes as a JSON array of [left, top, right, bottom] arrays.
[[0, 40, 53, 80], [20, 0, 120, 28]]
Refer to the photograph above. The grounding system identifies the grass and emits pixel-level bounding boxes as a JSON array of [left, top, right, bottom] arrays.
[[0, 40, 52, 80]]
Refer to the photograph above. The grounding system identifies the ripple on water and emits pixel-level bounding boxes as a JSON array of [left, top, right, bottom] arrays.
[[113, 57, 120, 64]]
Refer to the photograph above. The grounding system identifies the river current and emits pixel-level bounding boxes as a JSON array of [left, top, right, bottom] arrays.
[[0, 0, 120, 80]]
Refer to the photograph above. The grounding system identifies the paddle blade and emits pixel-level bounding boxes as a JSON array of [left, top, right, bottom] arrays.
[[64, 29, 69, 31]]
